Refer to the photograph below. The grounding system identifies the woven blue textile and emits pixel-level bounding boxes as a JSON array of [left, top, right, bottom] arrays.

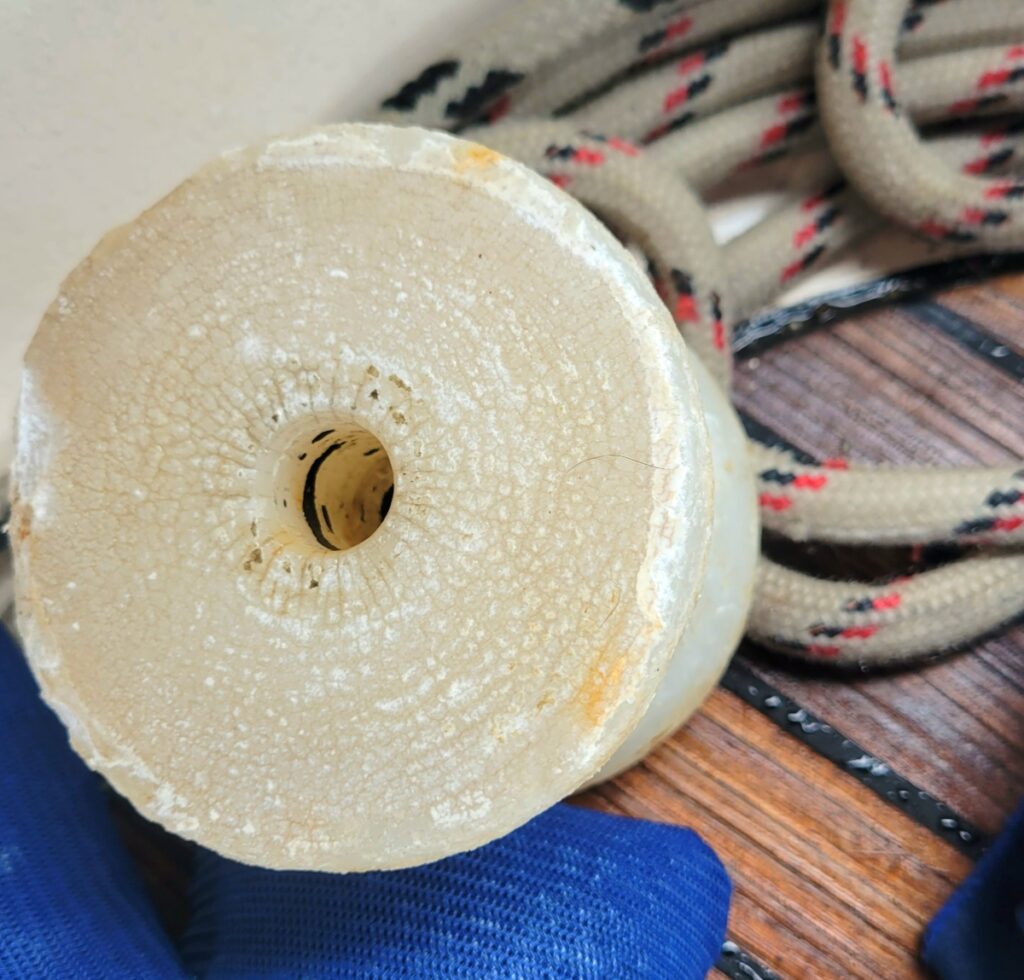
[[0, 625, 730, 978], [183, 805, 729, 979], [0, 627, 182, 978], [923, 798, 1024, 980]]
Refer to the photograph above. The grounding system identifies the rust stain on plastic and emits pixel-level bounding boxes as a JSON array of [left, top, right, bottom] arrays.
[[11, 502, 31, 543], [578, 653, 629, 728], [454, 143, 502, 173]]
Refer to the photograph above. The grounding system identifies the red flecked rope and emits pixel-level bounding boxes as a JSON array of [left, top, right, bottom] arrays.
[[375, 0, 1024, 666]]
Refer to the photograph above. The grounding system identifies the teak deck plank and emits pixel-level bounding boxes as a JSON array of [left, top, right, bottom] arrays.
[[578, 277, 1023, 978]]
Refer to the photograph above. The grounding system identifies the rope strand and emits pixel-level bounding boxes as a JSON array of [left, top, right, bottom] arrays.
[[376, 0, 1024, 667], [818, 0, 1024, 248]]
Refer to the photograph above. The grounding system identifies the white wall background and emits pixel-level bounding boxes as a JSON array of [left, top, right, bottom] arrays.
[[0, 0, 505, 471]]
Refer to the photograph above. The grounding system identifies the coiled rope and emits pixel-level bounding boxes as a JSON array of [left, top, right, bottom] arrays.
[[374, 0, 1024, 668]]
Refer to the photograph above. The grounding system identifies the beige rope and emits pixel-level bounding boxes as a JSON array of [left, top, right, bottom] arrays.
[[646, 86, 821, 188], [754, 553, 1024, 665], [374, 0, 1024, 668], [514, 0, 820, 118], [818, 0, 1024, 248], [572, 21, 818, 143], [725, 127, 1024, 318]]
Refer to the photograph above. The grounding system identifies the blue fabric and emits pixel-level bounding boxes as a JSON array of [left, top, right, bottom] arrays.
[[0, 625, 730, 978], [923, 798, 1024, 980], [0, 628, 183, 978], [182, 805, 729, 979]]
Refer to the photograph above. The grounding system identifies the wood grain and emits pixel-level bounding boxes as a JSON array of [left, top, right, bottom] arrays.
[[576, 687, 974, 978], [749, 633, 1024, 839], [944, 279, 1024, 354], [729, 283, 1024, 840], [578, 276, 1024, 979]]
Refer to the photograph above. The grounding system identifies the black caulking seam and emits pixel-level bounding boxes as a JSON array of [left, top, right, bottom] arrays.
[[717, 940, 783, 980], [721, 660, 989, 860], [905, 300, 1024, 382], [732, 252, 1024, 358], [736, 411, 818, 465]]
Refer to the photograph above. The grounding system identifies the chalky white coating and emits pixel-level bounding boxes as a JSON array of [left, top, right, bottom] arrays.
[[10, 124, 713, 871], [592, 353, 759, 783]]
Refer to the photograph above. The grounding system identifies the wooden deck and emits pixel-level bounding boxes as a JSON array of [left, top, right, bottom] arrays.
[[5, 272, 1021, 979], [576, 272, 1024, 979]]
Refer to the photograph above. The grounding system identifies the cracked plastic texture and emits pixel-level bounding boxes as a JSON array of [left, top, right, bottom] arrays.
[[10, 124, 714, 871], [593, 353, 758, 783]]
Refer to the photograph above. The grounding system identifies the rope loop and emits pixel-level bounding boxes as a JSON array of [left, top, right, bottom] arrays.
[[818, 0, 1024, 248], [376, 0, 1024, 667]]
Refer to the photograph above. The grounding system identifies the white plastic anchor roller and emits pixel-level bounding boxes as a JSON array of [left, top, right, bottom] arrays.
[[8, 124, 758, 871]]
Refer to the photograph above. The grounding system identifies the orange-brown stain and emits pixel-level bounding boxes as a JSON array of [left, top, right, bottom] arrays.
[[577, 653, 628, 728], [454, 143, 502, 173], [11, 502, 31, 543]]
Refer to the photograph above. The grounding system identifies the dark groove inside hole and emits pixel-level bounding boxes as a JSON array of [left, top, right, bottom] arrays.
[[380, 484, 394, 522], [284, 423, 394, 553]]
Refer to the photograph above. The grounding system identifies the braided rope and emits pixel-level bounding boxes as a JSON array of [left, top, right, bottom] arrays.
[[818, 1, 1024, 247], [754, 553, 1024, 665], [646, 86, 822, 187], [373, 0, 1024, 668], [374, 0, 709, 128], [899, 0, 1024, 60], [573, 20, 818, 143], [724, 127, 1024, 318], [514, 0, 820, 118]]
